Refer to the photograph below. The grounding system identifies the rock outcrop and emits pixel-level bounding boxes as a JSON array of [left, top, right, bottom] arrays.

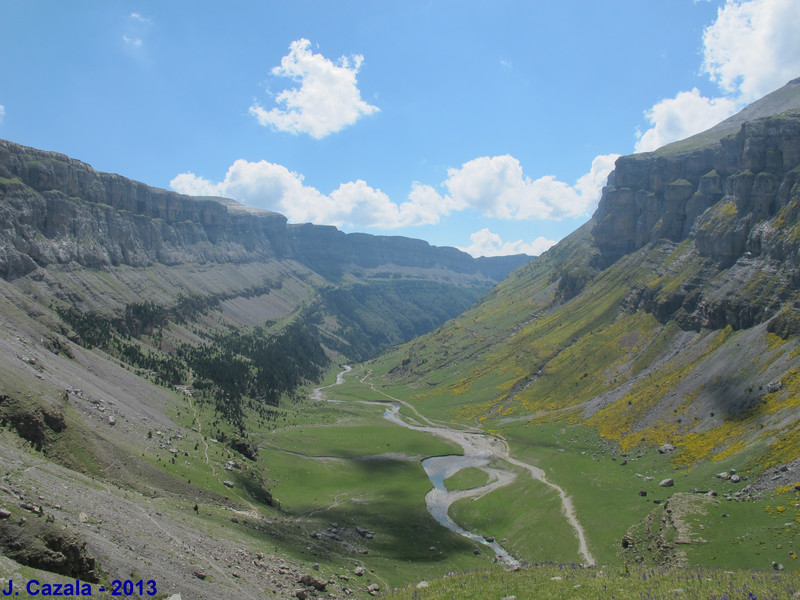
[[592, 78, 800, 333], [0, 140, 528, 282], [594, 108, 800, 266]]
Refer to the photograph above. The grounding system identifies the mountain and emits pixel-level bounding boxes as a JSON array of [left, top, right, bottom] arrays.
[[0, 139, 529, 596], [0, 137, 531, 359], [371, 79, 800, 565], [3, 77, 800, 593], [383, 76, 800, 450], [374, 79, 800, 536], [0, 139, 526, 283]]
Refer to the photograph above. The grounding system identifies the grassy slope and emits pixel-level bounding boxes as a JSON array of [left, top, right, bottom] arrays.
[[385, 562, 799, 600], [0, 255, 493, 598], [2, 248, 798, 596], [360, 218, 800, 576]]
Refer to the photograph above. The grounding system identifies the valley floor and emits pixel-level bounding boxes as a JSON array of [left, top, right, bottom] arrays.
[[3, 361, 800, 599]]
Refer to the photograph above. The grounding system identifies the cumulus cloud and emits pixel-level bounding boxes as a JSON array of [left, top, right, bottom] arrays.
[[171, 152, 618, 230], [634, 89, 738, 153], [635, 0, 800, 152], [458, 228, 557, 258], [329, 180, 463, 228], [703, 0, 800, 103], [170, 160, 329, 222], [442, 153, 619, 220], [250, 39, 379, 139], [0, 104, 5, 125], [170, 160, 452, 228]]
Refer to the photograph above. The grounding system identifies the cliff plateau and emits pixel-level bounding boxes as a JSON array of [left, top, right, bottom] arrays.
[[0, 139, 524, 282]]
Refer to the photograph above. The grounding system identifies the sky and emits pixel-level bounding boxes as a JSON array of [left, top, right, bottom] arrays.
[[1, 1, 799, 257]]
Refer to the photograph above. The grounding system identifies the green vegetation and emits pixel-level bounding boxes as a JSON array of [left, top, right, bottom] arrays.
[[444, 467, 490, 491], [317, 279, 489, 361], [450, 474, 578, 563], [385, 563, 800, 600], [5, 111, 800, 598]]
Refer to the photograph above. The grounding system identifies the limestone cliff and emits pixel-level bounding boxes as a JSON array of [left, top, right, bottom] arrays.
[[592, 78, 800, 332], [376, 78, 800, 484], [0, 139, 527, 282]]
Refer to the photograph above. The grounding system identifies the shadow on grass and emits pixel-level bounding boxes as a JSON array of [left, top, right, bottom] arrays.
[[312, 499, 477, 563]]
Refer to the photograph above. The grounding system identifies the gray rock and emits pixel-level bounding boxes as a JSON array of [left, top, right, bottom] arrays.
[[659, 478, 675, 487], [766, 380, 783, 394], [298, 574, 326, 591]]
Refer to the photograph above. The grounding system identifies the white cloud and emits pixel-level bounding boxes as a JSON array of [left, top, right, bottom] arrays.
[[575, 154, 622, 205], [170, 159, 329, 223], [0, 104, 5, 125], [129, 12, 151, 24], [635, 0, 800, 153], [458, 228, 557, 258], [170, 160, 448, 229], [123, 12, 151, 49], [328, 180, 462, 228], [249, 39, 379, 139], [703, 0, 800, 103], [123, 35, 143, 48], [634, 89, 738, 153], [442, 153, 619, 220], [171, 152, 618, 231]]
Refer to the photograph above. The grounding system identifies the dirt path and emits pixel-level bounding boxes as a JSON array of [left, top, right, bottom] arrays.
[[499, 442, 595, 565], [317, 368, 597, 567], [182, 387, 216, 478]]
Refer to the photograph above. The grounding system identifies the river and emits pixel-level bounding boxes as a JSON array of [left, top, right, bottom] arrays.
[[316, 367, 596, 567]]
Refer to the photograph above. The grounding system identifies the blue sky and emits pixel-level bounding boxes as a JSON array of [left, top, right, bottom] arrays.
[[2, 1, 799, 256]]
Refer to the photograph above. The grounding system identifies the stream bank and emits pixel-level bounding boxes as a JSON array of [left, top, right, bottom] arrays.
[[314, 367, 596, 567]]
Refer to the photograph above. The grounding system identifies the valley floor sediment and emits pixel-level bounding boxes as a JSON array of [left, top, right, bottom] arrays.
[[315, 367, 596, 567]]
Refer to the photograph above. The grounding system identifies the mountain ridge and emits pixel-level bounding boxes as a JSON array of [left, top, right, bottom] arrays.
[[0, 138, 528, 282], [375, 76, 800, 467], [655, 76, 800, 156], [2, 79, 800, 595]]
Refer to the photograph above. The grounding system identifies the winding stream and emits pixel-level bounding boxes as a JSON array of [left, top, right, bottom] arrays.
[[315, 367, 596, 567]]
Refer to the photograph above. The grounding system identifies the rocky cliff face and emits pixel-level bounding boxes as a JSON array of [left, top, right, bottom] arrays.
[[375, 80, 800, 489], [0, 139, 527, 282], [593, 110, 800, 266], [592, 81, 800, 333]]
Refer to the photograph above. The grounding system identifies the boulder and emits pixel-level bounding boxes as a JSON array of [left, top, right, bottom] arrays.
[[298, 574, 326, 591]]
